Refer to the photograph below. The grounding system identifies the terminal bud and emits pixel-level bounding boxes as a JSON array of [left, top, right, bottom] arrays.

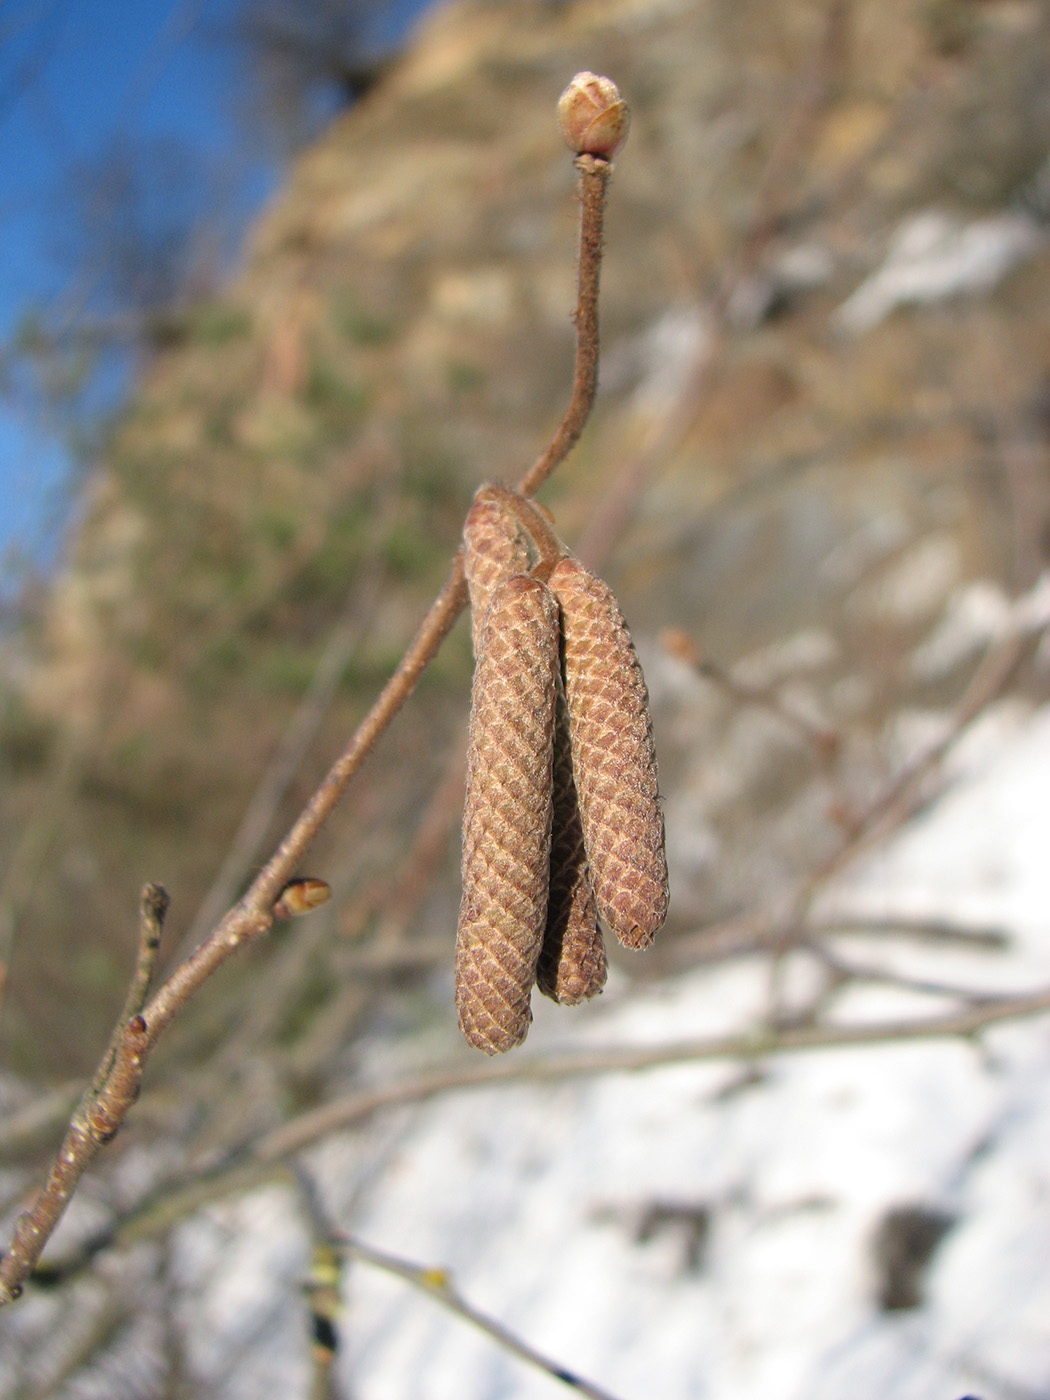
[[557, 72, 629, 159]]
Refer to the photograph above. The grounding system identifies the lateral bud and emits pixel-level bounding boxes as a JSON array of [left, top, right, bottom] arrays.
[[273, 878, 331, 919]]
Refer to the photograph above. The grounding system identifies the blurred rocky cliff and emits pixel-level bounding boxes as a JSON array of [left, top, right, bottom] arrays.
[[3, 0, 1050, 1075]]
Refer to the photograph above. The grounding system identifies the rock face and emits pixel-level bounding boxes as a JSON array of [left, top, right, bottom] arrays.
[[2, 0, 1050, 1078]]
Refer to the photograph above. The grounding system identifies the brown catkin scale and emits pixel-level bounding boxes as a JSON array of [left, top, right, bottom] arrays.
[[536, 681, 607, 1004], [455, 574, 560, 1053], [549, 556, 669, 949], [463, 487, 537, 655]]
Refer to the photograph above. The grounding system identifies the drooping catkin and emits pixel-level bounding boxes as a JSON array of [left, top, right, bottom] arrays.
[[536, 681, 607, 1004], [455, 574, 560, 1053], [463, 486, 537, 654], [548, 556, 669, 948]]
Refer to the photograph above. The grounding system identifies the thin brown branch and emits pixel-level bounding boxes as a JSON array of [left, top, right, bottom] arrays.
[[38, 983, 1050, 1287], [336, 1232, 628, 1400], [254, 985, 1050, 1164], [801, 937, 1007, 1006], [299, 1157, 626, 1398], [0, 114, 617, 1309], [143, 150, 614, 1028], [661, 626, 841, 767], [293, 1169, 348, 1400], [0, 1011, 150, 1303], [89, 883, 168, 1098], [518, 155, 611, 498], [808, 912, 1009, 949]]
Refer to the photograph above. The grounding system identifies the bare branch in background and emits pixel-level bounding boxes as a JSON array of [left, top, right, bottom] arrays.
[[336, 1231, 628, 1400], [20, 981, 1050, 1295]]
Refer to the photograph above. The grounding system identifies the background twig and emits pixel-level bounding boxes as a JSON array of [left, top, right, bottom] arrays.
[[335, 1231, 627, 1400]]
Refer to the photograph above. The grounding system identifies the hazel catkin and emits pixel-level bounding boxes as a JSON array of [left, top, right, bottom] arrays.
[[463, 486, 537, 654], [535, 681, 607, 1004], [548, 556, 668, 949], [455, 574, 560, 1053]]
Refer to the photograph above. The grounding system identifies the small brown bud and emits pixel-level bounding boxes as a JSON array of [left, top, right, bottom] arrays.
[[456, 574, 560, 1053], [536, 682, 606, 1004], [273, 878, 331, 919], [557, 72, 630, 159], [549, 557, 668, 948]]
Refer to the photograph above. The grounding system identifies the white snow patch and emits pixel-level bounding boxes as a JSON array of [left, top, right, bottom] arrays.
[[163, 700, 1050, 1400], [835, 209, 1043, 334]]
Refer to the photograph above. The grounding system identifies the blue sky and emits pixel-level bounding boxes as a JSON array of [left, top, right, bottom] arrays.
[[0, 0, 437, 596]]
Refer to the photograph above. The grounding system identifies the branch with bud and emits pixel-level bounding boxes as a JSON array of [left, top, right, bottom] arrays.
[[0, 72, 630, 1307]]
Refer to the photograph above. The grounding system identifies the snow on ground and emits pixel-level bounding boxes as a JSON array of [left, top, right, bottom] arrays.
[[170, 703, 1050, 1400], [833, 209, 1044, 334]]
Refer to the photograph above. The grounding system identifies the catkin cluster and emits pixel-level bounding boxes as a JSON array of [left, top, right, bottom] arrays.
[[456, 485, 668, 1053]]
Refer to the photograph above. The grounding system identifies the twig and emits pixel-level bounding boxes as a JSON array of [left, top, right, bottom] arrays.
[[668, 602, 1045, 968], [255, 1160, 613, 1400], [336, 1232, 627, 1400], [89, 884, 167, 1098], [0, 116, 619, 1310], [661, 626, 841, 767], [807, 912, 1009, 949], [518, 155, 611, 499], [0, 1007, 151, 1302], [801, 937, 1007, 1006], [293, 1169, 348, 1400], [42, 983, 1050, 1287], [134, 147, 617, 1026], [252, 985, 1050, 1164], [303, 1241, 345, 1400]]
